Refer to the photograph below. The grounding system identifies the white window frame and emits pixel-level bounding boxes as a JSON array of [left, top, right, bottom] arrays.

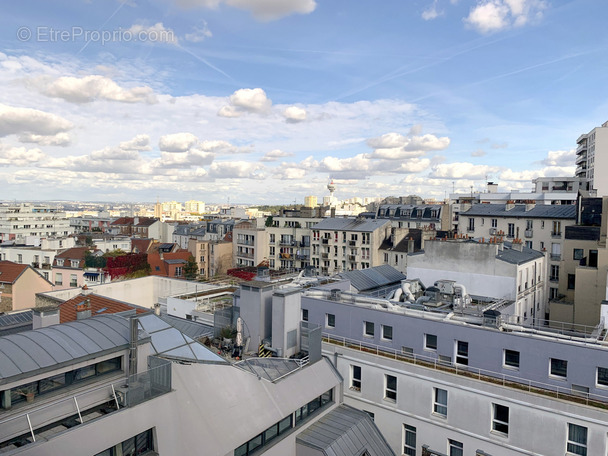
[[425, 333, 437, 351], [455, 340, 468, 366], [326, 313, 335, 328], [492, 403, 509, 436], [433, 388, 447, 417], [350, 365, 361, 391], [381, 324, 393, 341], [384, 374, 397, 402], [363, 321, 374, 337], [550, 357, 567, 379], [566, 423, 587, 456], [403, 424, 416, 456], [597, 366, 608, 387], [448, 439, 463, 456], [503, 349, 520, 370]]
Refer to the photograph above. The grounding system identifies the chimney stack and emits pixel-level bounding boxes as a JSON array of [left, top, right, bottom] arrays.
[[76, 298, 92, 320]]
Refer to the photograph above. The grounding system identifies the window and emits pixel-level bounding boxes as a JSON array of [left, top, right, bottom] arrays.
[[70, 274, 78, 287], [567, 423, 587, 456], [385, 374, 397, 402], [552, 220, 561, 236], [526, 220, 533, 230], [491, 218, 497, 228], [504, 349, 520, 369], [302, 309, 308, 322], [456, 341, 468, 365], [589, 250, 598, 268], [550, 358, 568, 378], [425, 334, 437, 350], [55, 272, 63, 286], [567, 274, 576, 290], [468, 218, 475, 231], [507, 223, 515, 238], [573, 248, 584, 260], [492, 404, 509, 435], [403, 424, 416, 456], [448, 439, 463, 456], [326, 313, 335, 328], [433, 388, 447, 417], [71, 260, 79, 268], [597, 367, 608, 386], [550, 264, 559, 281], [525, 241, 533, 249], [351, 365, 361, 391], [364, 321, 374, 337], [382, 325, 393, 341]]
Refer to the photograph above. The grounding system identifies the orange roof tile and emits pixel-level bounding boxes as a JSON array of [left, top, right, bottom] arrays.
[[0, 261, 28, 284], [59, 293, 148, 323]]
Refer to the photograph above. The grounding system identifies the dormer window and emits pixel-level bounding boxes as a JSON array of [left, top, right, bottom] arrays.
[[57, 259, 64, 266], [71, 260, 79, 268]]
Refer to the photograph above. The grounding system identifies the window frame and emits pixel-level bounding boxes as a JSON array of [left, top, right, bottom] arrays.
[[384, 374, 397, 402], [381, 324, 393, 341], [503, 349, 520, 370], [597, 366, 608, 387], [425, 333, 438, 351], [363, 321, 374, 337], [403, 424, 416, 456], [455, 340, 468, 366], [350, 365, 361, 391], [566, 423, 587, 456], [433, 387, 447, 417], [550, 357, 568, 379], [491, 403, 509, 436], [326, 313, 335, 328], [448, 439, 463, 456]]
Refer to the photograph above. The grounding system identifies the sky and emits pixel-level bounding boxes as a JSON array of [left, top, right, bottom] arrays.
[[0, 0, 607, 204]]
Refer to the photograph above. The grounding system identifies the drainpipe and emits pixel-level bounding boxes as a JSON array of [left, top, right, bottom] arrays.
[[129, 316, 139, 377]]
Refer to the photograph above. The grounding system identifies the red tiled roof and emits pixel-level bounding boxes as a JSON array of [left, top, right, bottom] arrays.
[[135, 218, 157, 227], [110, 217, 134, 226], [0, 261, 28, 284], [55, 247, 93, 260], [131, 238, 153, 253], [59, 293, 148, 323]]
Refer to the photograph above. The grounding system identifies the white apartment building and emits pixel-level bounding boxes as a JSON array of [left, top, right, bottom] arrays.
[[0, 204, 72, 244], [407, 239, 547, 323], [458, 202, 577, 304], [233, 218, 269, 267], [311, 218, 391, 275], [265, 216, 321, 271], [576, 120, 608, 196]]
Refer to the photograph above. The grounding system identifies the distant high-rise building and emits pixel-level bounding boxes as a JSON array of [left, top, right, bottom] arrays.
[[304, 195, 317, 208], [576, 120, 608, 196]]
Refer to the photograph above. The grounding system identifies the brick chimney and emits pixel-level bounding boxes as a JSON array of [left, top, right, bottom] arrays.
[[76, 298, 92, 320]]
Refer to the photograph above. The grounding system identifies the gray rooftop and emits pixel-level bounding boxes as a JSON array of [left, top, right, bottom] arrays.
[[0, 315, 143, 384], [234, 357, 304, 382], [296, 404, 395, 456], [338, 265, 406, 292], [497, 243, 545, 265], [0, 311, 33, 337], [158, 313, 214, 340], [461, 203, 576, 219], [312, 218, 390, 232]]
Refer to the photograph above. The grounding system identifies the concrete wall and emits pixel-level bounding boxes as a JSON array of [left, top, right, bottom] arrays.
[[272, 289, 302, 358]]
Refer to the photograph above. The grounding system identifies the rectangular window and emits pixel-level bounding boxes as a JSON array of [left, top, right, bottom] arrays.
[[507, 223, 515, 238], [597, 367, 608, 386], [573, 248, 584, 260], [385, 374, 397, 402], [589, 250, 598, 268], [449, 439, 463, 456], [492, 403, 509, 435], [433, 388, 447, 417], [55, 272, 63, 286], [403, 424, 416, 456], [491, 218, 497, 228], [567, 274, 576, 290], [364, 321, 374, 337], [567, 423, 587, 456], [351, 365, 361, 391], [468, 218, 474, 231], [504, 349, 520, 369], [326, 313, 335, 328], [382, 325, 393, 341], [425, 334, 437, 350], [456, 340, 468, 365], [550, 358, 568, 378], [302, 309, 308, 322], [70, 274, 78, 287]]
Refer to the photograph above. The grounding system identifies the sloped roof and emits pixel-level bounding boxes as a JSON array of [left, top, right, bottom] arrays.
[[338, 265, 405, 292], [54, 247, 92, 260], [59, 293, 148, 323], [497, 243, 545, 265], [158, 313, 214, 340], [462, 203, 576, 219], [312, 218, 390, 232], [0, 315, 145, 383], [0, 261, 28, 284], [296, 405, 395, 456]]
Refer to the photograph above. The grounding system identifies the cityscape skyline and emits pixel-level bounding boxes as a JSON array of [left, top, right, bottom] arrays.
[[1, 0, 606, 203]]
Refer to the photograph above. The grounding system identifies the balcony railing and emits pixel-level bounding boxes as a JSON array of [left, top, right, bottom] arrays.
[[237, 239, 254, 246], [551, 232, 561, 238], [348, 241, 356, 246], [321, 253, 329, 259], [348, 255, 356, 262], [237, 251, 254, 259], [322, 238, 329, 244], [524, 229, 533, 238], [550, 254, 561, 261]]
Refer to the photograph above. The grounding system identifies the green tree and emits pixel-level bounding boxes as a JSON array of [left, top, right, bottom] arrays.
[[265, 216, 274, 227], [184, 255, 198, 280]]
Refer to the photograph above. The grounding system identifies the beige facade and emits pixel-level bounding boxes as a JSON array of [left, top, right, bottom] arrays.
[[311, 218, 390, 275], [0, 266, 53, 312], [265, 216, 321, 271], [188, 239, 232, 278], [232, 219, 268, 267]]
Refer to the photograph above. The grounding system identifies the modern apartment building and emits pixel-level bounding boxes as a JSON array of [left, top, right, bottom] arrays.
[[188, 238, 232, 278], [459, 202, 576, 304], [233, 218, 269, 267], [576, 120, 608, 196], [0, 204, 72, 244], [265, 216, 321, 271], [311, 218, 391, 275]]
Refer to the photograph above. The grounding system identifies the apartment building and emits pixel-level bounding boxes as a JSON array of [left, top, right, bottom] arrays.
[[0, 204, 72, 244], [188, 238, 232, 278], [459, 202, 576, 303], [0, 261, 53, 312], [299, 285, 608, 456], [551, 197, 608, 327], [576, 120, 608, 196], [265, 216, 321, 271], [233, 219, 268, 267], [311, 218, 391, 275], [52, 247, 106, 290], [407, 239, 546, 323], [376, 204, 450, 231]]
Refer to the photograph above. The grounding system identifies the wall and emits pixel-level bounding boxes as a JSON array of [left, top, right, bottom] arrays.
[[12, 268, 53, 311]]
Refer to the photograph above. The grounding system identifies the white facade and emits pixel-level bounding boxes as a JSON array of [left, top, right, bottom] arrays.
[[0, 204, 72, 243], [576, 121, 608, 197]]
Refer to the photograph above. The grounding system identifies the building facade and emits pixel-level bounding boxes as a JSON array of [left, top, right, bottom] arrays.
[[576, 120, 608, 196], [0, 204, 72, 244]]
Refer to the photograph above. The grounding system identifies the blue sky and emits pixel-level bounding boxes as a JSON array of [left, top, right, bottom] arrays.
[[0, 0, 606, 204]]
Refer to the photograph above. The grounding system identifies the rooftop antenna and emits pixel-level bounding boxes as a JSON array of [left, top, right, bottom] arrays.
[[452, 181, 455, 194]]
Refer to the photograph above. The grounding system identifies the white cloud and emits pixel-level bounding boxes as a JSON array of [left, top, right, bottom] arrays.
[[0, 104, 73, 137], [261, 149, 294, 162], [464, 0, 547, 34], [541, 149, 575, 167], [226, 0, 316, 21], [471, 149, 486, 157], [422, 0, 443, 20], [283, 106, 307, 123], [222, 88, 272, 117], [366, 131, 450, 160], [159, 132, 199, 152], [217, 105, 241, 118], [19, 132, 71, 147], [430, 162, 500, 179], [44, 75, 156, 104], [0, 143, 46, 167], [184, 22, 213, 42], [120, 134, 151, 151], [208, 161, 265, 178], [90, 147, 141, 161], [318, 154, 431, 179], [125, 23, 179, 44]]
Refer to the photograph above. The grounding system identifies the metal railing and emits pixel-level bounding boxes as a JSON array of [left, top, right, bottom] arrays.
[[323, 333, 608, 409]]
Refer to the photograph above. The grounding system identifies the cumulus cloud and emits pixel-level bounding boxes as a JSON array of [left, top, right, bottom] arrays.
[[318, 154, 431, 179], [218, 88, 272, 117], [0, 143, 46, 167], [430, 162, 500, 179], [120, 134, 151, 151], [366, 130, 450, 160], [19, 132, 71, 147], [541, 149, 575, 167], [174, 0, 316, 20], [90, 147, 141, 161], [159, 132, 199, 152], [44, 75, 156, 104], [283, 106, 307, 123], [0, 103, 73, 137], [422, 0, 443, 20], [208, 161, 265, 178], [125, 23, 178, 44], [261, 149, 294, 162], [184, 22, 213, 42], [464, 0, 547, 34]]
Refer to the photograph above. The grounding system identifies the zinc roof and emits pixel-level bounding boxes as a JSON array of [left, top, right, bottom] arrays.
[[338, 265, 405, 292], [462, 204, 576, 219], [312, 218, 390, 232]]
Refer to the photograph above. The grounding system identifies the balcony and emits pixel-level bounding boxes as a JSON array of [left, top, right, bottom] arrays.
[[524, 229, 533, 238], [280, 240, 295, 246], [348, 255, 356, 262], [237, 251, 254, 259], [550, 254, 561, 261], [348, 241, 356, 247], [551, 232, 562, 238], [549, 276, 559, 282], [322, 238, 330, 245], [237, 239, 254, 246], [321, 253, 329, 259]]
